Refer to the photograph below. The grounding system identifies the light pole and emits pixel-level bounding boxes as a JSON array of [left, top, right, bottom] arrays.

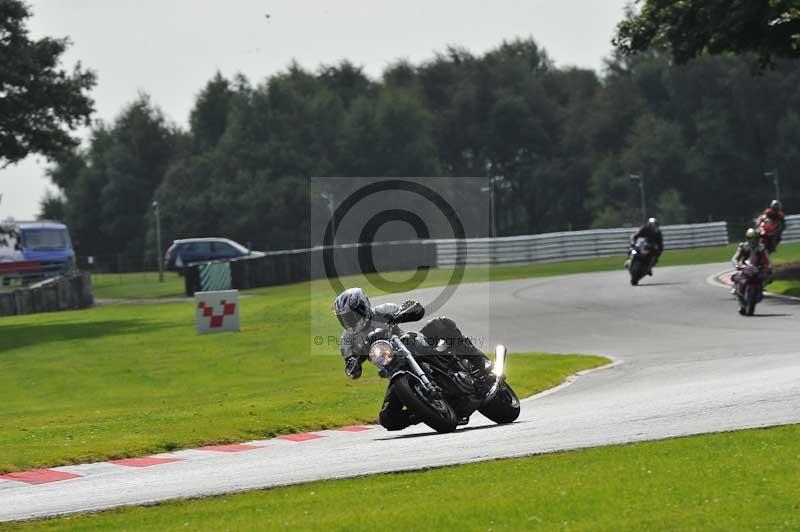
[[480, 174, 511, 237], [764, 170, 780, 202], [629, 173, 647, 223], [152, 200, 163, 282], [320, 191, 335, 244]]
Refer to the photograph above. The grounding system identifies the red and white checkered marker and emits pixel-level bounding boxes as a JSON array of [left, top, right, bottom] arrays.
[[195, 290, 240, 334]]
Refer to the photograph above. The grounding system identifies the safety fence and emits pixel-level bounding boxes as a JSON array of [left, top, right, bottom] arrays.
[[184, 240, 437, 295], [434, 222, 730, 267], [782, 214, 800, 243], [180, 222, 731, 294]]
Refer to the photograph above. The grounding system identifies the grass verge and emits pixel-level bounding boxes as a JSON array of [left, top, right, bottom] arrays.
[[769, 280, 800, 298], [11, 423, 800, 531], [91, 272, 185, 300]]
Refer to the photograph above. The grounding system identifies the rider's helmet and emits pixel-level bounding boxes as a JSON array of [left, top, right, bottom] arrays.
[[770, 200, 782, 212], [647, 217, 658, 230], [745, 228, 757, 245], [333, 287, 372, 334]]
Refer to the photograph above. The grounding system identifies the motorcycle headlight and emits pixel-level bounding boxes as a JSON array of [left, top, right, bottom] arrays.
[[368, 340, 394, 367]]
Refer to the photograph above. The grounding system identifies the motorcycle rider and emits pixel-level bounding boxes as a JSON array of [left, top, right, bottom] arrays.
[[731, 228, 772, 293], [630, 217, 664, 275], [333, 287, 487, 431], [756, 200, 786, 252]]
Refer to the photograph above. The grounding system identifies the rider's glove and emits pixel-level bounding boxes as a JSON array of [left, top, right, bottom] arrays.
[[345, 356, 363, 379]]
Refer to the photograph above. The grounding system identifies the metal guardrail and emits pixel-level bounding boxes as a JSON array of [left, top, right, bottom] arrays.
[[782, 214, 800, 243], [182, 222, 731, 290], [434, 222, 729, 268]]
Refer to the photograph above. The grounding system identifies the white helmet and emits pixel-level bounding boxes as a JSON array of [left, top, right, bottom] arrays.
[[333, 287, 372, 334]]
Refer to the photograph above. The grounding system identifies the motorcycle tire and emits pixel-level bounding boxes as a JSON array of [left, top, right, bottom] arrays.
[[629, 261, 641, 286], [479, 382, 521, 424], [393, 374, 458, 433], [743, 286, 756, 316]]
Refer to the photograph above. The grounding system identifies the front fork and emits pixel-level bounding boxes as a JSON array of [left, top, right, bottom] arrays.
[[390, 337, 436, 392]]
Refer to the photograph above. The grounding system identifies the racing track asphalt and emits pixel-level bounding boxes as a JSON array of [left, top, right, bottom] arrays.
[[2, 262, 799, 522]]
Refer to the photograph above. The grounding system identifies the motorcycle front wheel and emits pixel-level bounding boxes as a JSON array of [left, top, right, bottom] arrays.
[[393, 374, 458, 433], [629, 260, 641, 286], [746, 286, 757, 316], [479, 382, 521, 424]]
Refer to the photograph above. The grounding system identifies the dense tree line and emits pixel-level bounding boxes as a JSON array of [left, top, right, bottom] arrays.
[[41, 39, 800, 263]]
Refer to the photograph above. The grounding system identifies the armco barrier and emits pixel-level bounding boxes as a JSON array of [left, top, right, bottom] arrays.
[[0, 271, 94, 317], [183, 222, 730, 293], [434, 222, 729, 267], [782, 214, 800, 243]]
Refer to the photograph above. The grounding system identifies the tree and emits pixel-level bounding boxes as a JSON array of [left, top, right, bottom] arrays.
[[189, 72, 234, 152], [0, 0, 95, 168], [46, 95, 183, 260], [38, 190, 66, 221], [614, 0, 800, 66], [655, 189, 689, 224]]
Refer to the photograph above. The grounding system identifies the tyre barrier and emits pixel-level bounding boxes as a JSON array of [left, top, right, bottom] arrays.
[[0, 271, 94, 317]]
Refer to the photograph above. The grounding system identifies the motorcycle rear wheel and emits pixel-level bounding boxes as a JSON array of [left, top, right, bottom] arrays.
[[393, 374, 458, 433], [479, 382, 521, 424]]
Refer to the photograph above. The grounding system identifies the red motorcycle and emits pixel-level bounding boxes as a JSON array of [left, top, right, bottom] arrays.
[[758, 216, 781, 253], [734, 262, 764, 316]]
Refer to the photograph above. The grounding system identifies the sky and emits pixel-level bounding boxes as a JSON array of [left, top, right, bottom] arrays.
[[0, 0, 630, 221]]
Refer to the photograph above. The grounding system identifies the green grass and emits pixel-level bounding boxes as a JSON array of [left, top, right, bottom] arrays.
[[0, 273, 606, 472], [770, 242, 800, 265], [91, 272, 185, 300], [768, 243, 800, 297], [769, 279, 800, 297], [14, 423, 800, 531]]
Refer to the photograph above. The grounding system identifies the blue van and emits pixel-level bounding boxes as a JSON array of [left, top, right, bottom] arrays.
[[0, 222, 75, 284]]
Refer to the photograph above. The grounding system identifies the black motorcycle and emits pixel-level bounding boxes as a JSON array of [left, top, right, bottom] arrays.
[[734, 262, 764, 316], [365, 307, 520, 433], [626, 237, 655, 286]]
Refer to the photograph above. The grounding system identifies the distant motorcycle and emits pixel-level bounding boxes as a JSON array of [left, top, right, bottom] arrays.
[[365, 306, 520, 433], [626, 237, 655, 286], [758, 217, 781, 253], [734, 261, 764, 316]]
